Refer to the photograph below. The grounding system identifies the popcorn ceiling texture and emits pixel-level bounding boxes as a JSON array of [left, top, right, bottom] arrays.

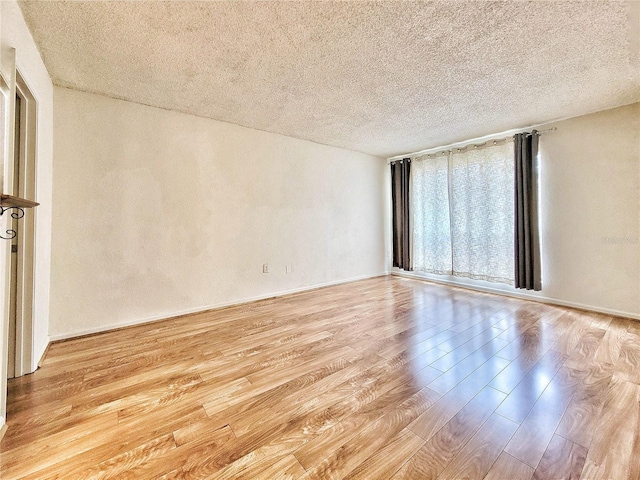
[[18, 1, 640, 158]]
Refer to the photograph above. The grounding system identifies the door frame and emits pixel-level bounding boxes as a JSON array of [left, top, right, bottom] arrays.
[[10, 70, 37, 378], [0, 46, 15, 430], [0, 49, 37, 388]]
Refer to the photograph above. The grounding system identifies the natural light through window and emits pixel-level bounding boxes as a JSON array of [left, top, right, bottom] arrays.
[[412, 140, 515, 285]]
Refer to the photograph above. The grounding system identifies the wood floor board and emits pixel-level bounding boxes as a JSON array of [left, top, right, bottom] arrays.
[[194, 357, 357, 441], [390, 385, 506, 479], [118, 375, 246, 422], [2, 276, 637, 479], [436, 413, 519, 480], [627, 318, 640, 334], [292, 379, 431, 470], [340, 428, 425, 480], [495, 349, 567, 423], [208, 333, 342, 384], [0, 403, 73, 448], [489, 341, 555, 394], [214, 452, 306, 480], [579, 375, 640, 479], [426, 344, 511, 395], [436, 313, 485, 335], [408, 355, 510, 441], [614, 331, 640, 384], [22, 432, 177, 480], [179, 401, 332, 477], [376, 323, 449, 359], [218, 348, 428, 435], [587, 312, 614, 330], [555, 362, 614, 448], [495, 318, 540, 344], [264, 356, 381, 411], [484, 452, 535, 480], [563, 325, 606, 370], [552, 313, 594, 356], [297, 386, 440, 479], [533, 434, 587, 480], [207, 416, 322, 478], [126, 424, 236, 479], [217, 321, 333, 357], [428, 325, 508, 371], [316, 364, 440, 426], [40, 336, 162, 368], [504, 366, 577, 468], [0, 412, 120, 478], [629, 405, 640, 480], [593, 318, 629, 364], [6, 367, 86, 399], [241, 345, 356, 388], [8, 362, 205, 421], [13, 405, 209, 479]]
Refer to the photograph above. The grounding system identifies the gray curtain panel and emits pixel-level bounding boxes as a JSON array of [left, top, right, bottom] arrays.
[[391, 159, 412, 270], [514, 131, 541, 290]]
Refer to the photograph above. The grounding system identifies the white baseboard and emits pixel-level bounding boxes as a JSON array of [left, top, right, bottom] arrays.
[[392, 271, 640, 320], [32, 336, 51, 371], [49, 273, 387, 342]]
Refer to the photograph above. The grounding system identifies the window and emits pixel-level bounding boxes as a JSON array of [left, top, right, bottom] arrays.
[[412, 140, 515, 285]]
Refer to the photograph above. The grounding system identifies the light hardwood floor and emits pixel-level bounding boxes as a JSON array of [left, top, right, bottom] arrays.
[[1, 276, 639, 479]]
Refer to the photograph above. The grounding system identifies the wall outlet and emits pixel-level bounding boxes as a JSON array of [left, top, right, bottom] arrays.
[[262, 263, 269, 273], [285, 265, 292, 273]]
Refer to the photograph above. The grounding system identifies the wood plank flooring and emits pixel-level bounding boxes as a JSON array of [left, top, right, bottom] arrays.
[[1, 276, 639, 479]]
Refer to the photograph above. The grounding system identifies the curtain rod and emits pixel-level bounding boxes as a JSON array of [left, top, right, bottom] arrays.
[[388, 127, 557, 164]]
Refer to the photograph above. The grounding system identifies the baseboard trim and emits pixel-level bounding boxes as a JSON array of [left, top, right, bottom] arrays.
[[34, 337, 51, 370], [49, 273, 387, 342], [0, 419, 7, 442], [392, 271, 640, 320]]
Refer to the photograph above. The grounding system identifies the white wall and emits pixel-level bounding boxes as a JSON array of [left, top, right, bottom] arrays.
[[538, 103, 639, 317], [393, 103, 640, 319], [0, 0, 53, 427], [51, 87, 386, 338]]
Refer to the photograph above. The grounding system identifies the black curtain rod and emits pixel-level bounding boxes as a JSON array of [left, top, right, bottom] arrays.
[[389, 127, 556, 164]]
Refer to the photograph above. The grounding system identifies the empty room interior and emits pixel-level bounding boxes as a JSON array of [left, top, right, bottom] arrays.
[[0, 1, 639, 479]]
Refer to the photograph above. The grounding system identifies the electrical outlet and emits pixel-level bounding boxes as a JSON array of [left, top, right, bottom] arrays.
[[262, 263, 269, 273], [286, 265, 292, 273]]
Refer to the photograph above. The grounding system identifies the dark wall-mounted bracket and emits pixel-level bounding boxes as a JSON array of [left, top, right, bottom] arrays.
[[0, 195, 39, 240]]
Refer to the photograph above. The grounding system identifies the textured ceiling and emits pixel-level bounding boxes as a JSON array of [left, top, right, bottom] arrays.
[[18, 1, 640, 158]]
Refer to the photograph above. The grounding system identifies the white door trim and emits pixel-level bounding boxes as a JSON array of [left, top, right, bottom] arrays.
[[11, 69, 37, 378]]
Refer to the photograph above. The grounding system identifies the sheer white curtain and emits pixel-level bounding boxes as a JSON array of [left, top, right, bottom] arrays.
[[412, 140, 515, 285], [412, 151, 452, 275], [450, 141, 514, 283]]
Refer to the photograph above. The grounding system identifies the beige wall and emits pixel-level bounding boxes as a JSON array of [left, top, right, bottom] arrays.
[[538, 103, 639, 317], [50, 87, 387, 338], [0, 0, 53, 426], [393, 103, 640, 319]]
